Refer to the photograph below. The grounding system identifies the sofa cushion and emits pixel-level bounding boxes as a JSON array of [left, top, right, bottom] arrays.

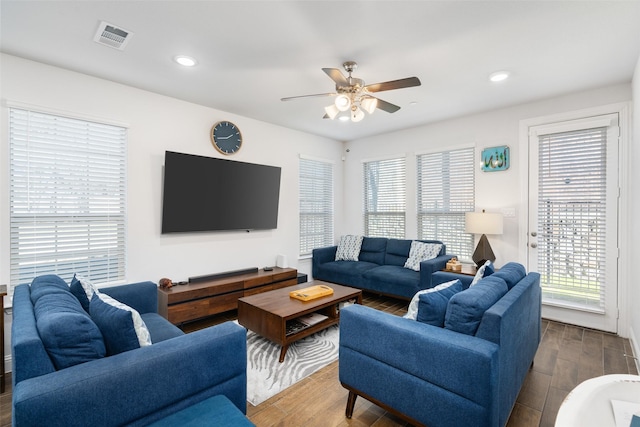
[[491, 262, 526, 290], [358, 237, 388, 265], [30, 274, 71, 304], [34, 291, 106, 369], [385, 239, 412, 266], [415, 280, 464, 326], [70, 273, 98, 313], [335, 235, 364, 261], [141, 313, 184, 343], [362, 265, 421, 299], [315, 260, 379, 288], [470, 260, 495, 286], [444, 276, 508, 335], [404, 241, 443, 271], [90, 292, 152, 355]]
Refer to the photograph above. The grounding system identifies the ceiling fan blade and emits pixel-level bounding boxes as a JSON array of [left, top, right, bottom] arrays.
[[281, 93, 336, 101], [322, 68, 348, 86], [365, 76, 421, 93], [374, 97, 401, 113]]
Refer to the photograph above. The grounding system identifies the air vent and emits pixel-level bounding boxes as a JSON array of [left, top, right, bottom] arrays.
[[93, 21, 133, 50]]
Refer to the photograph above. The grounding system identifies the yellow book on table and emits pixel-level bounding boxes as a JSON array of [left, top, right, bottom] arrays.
[[289, 284, 334, 301]]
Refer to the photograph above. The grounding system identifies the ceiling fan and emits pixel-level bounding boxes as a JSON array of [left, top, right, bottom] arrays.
[[281, 61, 421, 122]]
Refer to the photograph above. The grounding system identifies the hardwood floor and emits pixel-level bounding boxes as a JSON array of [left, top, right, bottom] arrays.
[[1, 294, 637, 427]]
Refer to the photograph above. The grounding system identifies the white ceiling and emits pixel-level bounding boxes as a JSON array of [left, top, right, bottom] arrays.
[[2, 1, 640, 141]]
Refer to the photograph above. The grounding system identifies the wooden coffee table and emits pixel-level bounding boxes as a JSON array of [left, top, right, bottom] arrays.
[[237, 281, 362, 362]]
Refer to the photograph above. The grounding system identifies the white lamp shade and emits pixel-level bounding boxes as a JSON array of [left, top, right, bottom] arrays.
[[360, 97, 377, 114], [334, 94, 351, 112], [324, 104, 340, 120], [465, 211, 503, 235], [351, 106, 365, 122]]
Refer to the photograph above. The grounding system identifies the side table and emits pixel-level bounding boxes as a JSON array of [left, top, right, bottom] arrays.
[[1, 284, 6, 393], [441, 264, 478, 276]]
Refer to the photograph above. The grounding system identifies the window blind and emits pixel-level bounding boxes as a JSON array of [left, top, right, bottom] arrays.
[[299, 157, 334, 256], [9, 108, 127, 292], [417, 148, 475, 259], [537, 127, 607, 308], [364, 157, 406, 238]]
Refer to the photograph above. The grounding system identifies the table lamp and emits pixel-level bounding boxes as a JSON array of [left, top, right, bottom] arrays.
[[465, 210, 504, 268]]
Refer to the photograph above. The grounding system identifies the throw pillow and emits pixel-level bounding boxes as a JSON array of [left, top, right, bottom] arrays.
[[90, 292, 152, 355], [30, 274, 71, 305], [34, 292, 106, 369], [404, 279, 460, 320], [444, 276, 508, 336], [404, 241, 442, 271], [470, 260, 495, 286], [335, 235, 364, 261], [415, 280, 463, 326], [70, 273, 98, 313]]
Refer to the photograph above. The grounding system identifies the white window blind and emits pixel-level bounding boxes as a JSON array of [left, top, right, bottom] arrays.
[[417, 148, 475, 259], [537, 127, 607, 308], [364, 157, 406, 238], [299, 157, 334, 256], [9, 108, 127, 292]]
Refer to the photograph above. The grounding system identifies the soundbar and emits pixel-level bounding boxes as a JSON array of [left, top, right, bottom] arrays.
[[188, 267, 259, 283]]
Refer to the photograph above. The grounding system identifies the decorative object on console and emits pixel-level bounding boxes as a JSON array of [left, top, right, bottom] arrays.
[[445, 257, 462, 272], [158, 278, 173, 289], [465, 209, 503, 267], [276, 253, 288, 268], [481, 145, 510, 172], [210, 120, 242, 155]]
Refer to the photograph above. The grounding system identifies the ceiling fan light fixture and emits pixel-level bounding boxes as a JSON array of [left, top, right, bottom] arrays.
[[338, 115, 350, 122], [360, 97, 377, 114], [351, 106, 365, 122], [324, 104, 340, 120], [334, 94, 351, 111]]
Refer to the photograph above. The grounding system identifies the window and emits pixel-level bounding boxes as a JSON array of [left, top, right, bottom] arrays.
[[9, 108, 127, 293], [299, 156, 334, 256], [364, 157, 406, 238], [417, 148, 475, 259]]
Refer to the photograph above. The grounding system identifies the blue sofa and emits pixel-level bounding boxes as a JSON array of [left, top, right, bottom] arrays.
[[339, 263, 541, 427], [312, 237, 453, 299], [11, 275, 248, 427]]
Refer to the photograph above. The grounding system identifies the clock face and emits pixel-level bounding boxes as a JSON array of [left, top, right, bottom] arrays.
[[211, 121, 242, 155]]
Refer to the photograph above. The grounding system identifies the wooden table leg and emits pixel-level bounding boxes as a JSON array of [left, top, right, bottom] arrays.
[[279, 345, 290, 363]]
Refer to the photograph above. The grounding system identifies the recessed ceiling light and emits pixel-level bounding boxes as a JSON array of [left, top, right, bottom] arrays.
[[489, 71, 510, 82], [174, 55, 197, 67]]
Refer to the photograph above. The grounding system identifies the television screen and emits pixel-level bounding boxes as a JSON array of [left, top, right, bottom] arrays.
[[161, 151, 281, 233]]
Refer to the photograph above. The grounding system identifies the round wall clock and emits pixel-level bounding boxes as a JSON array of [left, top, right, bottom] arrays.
[[210, 121, 242, 155]]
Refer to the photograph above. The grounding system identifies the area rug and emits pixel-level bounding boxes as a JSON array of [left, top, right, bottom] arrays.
[[245, 324, 340, 406]]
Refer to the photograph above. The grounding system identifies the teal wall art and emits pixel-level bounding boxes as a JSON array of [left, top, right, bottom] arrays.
[[481, 145, 510, 172]]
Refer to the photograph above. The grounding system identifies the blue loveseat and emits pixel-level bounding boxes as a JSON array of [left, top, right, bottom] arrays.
[[312, 237, 453, 299], [339, 263, 541, 427], [11, 275, 248, 427]]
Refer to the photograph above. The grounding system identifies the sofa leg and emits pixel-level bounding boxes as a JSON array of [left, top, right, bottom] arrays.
[[345, 391, 358, 418]]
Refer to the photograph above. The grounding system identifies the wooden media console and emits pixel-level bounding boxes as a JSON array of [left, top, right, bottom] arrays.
[[158, 267, 297, 325]]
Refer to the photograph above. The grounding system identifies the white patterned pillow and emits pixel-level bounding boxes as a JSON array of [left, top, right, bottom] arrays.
[[404, 241, 443, 271], [471, 260, 493, 286], [335, 235, 364, 261]]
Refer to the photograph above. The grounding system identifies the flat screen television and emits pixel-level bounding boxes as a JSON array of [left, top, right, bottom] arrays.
[[161, 151, 281, 233]]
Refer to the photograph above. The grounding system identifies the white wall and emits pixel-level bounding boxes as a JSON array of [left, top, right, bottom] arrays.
[[630, 54, 640, 369], [343, 84, 632, 269], [0, 54, 344, 371]]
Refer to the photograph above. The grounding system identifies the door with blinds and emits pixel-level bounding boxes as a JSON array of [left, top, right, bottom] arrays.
[[528, 114, 619, 332]]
